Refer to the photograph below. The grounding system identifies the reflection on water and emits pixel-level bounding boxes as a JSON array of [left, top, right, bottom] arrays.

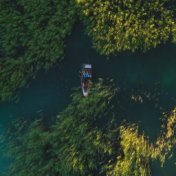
[[0, 24, 176, 175]]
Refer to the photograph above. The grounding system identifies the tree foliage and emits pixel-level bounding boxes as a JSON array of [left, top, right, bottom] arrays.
[[76, 0, 176, 55], [4, 82, 118, 176], [53, 82, 118, 176], [0, 0, 76, 101], [108, 109, 176, 176], [173, 23, 176, 43], [4, 120, 55, 176], [4, 82, 176, 176], [108, 125, 151, 176]]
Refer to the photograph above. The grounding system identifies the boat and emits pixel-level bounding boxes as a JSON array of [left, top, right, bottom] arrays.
[[80, 64, 92, 97]]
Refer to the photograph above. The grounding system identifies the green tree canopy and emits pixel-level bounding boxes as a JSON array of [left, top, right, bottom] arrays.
[[108, 124, 151, 176], [77, 0, 176, 55], [0, 0, 76, 101], [4, 82, 118, 176], [108, 108, 176, 176], [4, 83, 176, 176]]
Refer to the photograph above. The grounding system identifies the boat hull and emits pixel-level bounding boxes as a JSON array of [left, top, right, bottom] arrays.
[[80, 64, 92, 97], [81, 85, 89, 97]]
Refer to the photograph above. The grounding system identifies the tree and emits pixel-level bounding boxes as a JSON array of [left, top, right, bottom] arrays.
[[53, 82, 118, 176], [4, 82, 118, 176], [4, 83, 176, 176], [108, 125, 151, 176], [76, 0, 176, 55], [0, 0, 76, 101], [108, 109, 176, 176]]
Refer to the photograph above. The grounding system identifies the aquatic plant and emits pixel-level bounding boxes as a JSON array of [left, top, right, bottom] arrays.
[[0, 0, 76, 101], [76, 0, 176, 55]]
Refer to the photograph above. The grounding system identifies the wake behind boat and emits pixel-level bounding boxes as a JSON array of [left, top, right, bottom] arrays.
[[80, 64, 92, 97]]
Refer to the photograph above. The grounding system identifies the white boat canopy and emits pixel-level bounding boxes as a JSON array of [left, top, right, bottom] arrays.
[[83, 64, 92, 69]]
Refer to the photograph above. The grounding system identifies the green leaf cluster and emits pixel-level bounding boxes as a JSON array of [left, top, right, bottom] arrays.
[[0, 0, 76, 101], [76, 0, 176, 55]]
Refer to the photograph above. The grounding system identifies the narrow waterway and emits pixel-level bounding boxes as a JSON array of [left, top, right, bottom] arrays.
[[1, 24, 176, 175]]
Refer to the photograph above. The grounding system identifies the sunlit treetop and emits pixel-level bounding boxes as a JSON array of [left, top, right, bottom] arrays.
[[77, 0, 176, 55]]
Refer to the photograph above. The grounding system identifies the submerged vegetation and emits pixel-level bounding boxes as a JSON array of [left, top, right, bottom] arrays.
[[4, 83, 176, 176], [0, 0, 76, 101]]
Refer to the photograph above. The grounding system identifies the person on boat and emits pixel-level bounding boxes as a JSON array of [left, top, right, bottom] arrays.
[[83, 72, 87, 78], [83, 72, 90, 78]]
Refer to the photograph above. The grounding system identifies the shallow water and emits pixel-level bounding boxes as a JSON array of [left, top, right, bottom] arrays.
[[0, 24, 176, 175]]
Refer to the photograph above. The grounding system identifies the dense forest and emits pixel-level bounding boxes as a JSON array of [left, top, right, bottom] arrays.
[[0, 0, 176, 176]]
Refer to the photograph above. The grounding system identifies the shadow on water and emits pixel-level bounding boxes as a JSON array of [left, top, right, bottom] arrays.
[[0, 23, 176, 175]]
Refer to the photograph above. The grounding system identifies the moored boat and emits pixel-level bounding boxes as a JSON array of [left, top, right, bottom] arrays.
[[80, 64, 92, 97]]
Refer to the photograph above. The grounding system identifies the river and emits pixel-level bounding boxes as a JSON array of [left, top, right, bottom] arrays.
[[0, 24, 176, 175]]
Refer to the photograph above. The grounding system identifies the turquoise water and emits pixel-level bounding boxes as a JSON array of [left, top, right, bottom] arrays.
[[1, 24, 176, 175]]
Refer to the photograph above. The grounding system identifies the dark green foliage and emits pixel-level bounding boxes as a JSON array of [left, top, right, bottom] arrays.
[[4, 120, 56, 176], [53, 82, 118, 176], [0, 58, 34, 101], [77, 0, 176, 55], [4, 83, 176, 176], [5, 82, 118, 176], [0, 0, 76, 101]]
